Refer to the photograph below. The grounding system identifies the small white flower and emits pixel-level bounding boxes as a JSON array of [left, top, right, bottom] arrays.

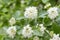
[[21, 0, 25, 4], [47, 7, 58, 19], [9, 17, 16, 26], [44, 3, 51, 9], [33, 36, 39, 40], [24, 6, 38, 19], [50, 34, 60, 40], [6, 26, 16, 38], [36, 24, 39, 28], [22, 25, 33, 38], [39, 24, 46, 34]]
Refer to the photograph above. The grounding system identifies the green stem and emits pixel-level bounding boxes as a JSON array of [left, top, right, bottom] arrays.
[[35, 18, 37, 24], [45, 30, 52, 38]]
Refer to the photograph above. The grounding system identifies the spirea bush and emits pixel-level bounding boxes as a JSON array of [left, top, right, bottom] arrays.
[[0, 0, 60, 40]]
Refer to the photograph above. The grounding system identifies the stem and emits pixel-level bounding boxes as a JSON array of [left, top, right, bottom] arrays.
[[35, 18, 37, 24], [45, 30, 52, 38]]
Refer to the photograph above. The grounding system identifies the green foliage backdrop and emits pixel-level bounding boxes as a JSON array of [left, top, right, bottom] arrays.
[[0, 0, 60, 40]]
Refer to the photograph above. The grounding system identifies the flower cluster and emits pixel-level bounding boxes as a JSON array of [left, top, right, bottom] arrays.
[[24, 6, 38, 19], [9, 17, 16, 26], [39, 24, 46, 34], [6, 26, 16, 38], [3, 6, 60, 40], [7, 17, 16, 38], [50, 34, 60, 40], [47, 7, 58, 19], [0, 0, 60, 40], [22, 25, 33, 38]]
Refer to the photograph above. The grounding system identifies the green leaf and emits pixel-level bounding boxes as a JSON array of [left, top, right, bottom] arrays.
[[0, 35, 4, 40], [0, 4, 3, 8], [39, 10, 47, 18], [2, 8, 8, 12], [51, 22, 60, 34], [0, 22, 3, 27], [43, 31, 51, 40], [13, 10, 25, 20], [0, 28, 7, 35], [56, 16, 60, 25], [44, 17, 52, 26], [42, 0, 49, 4], [17, 29, 22, 35], [33, 30, 43, 36]]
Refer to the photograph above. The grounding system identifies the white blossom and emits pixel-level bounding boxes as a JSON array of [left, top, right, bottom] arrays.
[[39, 24, 46, 34], [33, 36, 39, 40], [24, 6, 38, 19], [36, 24, 39, 28], [47, 7, 58, 19], [9, 17, 16, 26], [50, 34, 60, 40], [6, 26, 16, 38], [21, 0, 25, 4], [22, 25, 33, 38], [44, 3, 51, 9]]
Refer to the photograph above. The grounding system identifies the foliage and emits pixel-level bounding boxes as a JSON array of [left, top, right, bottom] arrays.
[[0, 0, 60, 40]]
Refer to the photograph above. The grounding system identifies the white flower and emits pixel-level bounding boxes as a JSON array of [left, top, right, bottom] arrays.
[[33, 36, 39, 40], [9, 17, 16, 26], [47, 7, 58, 19], [6, 26, 16, 38], [44, 3, 51, 9], [36, 24, 39, 28], [21, 0, 25, 4], [24, 6, 38, 19], [39, 24, 46, 34], [50, 34, 60, 40], [22, 25, 33, 38]]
